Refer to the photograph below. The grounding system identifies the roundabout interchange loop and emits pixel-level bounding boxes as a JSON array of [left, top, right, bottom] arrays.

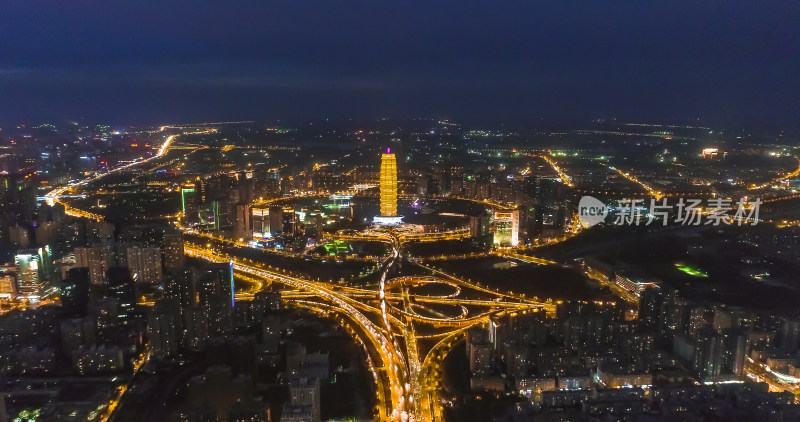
[[186, 229, 556, 422]]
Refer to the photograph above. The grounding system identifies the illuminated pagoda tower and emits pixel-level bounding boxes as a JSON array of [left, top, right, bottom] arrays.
[[373, 148, 403, 225]]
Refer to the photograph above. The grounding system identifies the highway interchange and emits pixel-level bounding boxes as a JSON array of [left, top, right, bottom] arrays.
[[46, 130, 557, 422], [45, 130, 800, 420]]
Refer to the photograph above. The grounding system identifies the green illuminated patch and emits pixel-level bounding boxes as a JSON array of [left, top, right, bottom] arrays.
[[675, 263, 709, 277]]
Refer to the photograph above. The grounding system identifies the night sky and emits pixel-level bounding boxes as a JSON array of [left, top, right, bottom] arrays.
[[1, 1, 799, 129]]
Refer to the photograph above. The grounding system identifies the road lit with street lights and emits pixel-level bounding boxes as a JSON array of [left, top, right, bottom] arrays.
[[183, 233, 556, 422], [47, 130, 559, 422], [608, 165, 665, 199]]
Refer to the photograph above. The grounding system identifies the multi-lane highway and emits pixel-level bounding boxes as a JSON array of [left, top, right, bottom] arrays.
[[186, 228, 555, 422]]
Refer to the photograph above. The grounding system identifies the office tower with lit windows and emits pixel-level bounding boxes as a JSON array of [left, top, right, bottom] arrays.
[[252, 206, 284, 239], [181, 187, 198, 224], [148, 298, 180, 360], [492, 209, 520, 247], [15, 251, 40, 296], [251, 207, 269, 239], [75, 245, 113, 286], [15, 247, 50, 298], [199, 262, 235, 308], [161, 231, 185, 271], [0, 267, 16, 301], [373, 149, 403, 225], [165, 267, 197, 318], [108, 267, 137, 323], [126, 246, 163, 285]]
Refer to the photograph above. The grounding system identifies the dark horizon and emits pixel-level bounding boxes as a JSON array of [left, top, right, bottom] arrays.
[[2, 1, 799, 132]]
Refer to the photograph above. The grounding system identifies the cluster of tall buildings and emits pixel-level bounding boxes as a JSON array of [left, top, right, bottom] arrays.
[[0, 262, 143, 418], [182, 170, 285, 232], [0, 194, 187, 304], [462, 293, 800, 420], [149, 263, 237, 359], [155, 279, 329, 421]]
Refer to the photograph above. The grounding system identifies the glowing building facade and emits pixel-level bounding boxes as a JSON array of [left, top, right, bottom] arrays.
[[493, 210, 520, 247], [380, 150, 397, 216], [374, 149, 403, 225], [15, 247, 50, 299]]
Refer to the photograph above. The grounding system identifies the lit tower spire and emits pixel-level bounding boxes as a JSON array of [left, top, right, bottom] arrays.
[[374, 148, 403, 225], [380, 148, 397, 217]]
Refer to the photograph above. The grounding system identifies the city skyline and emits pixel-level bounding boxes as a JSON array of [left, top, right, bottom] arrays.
[[1, 2, 800, 421], [1, 119, 800, 421]]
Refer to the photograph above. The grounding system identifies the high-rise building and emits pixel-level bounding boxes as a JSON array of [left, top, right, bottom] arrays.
[[252, 290, 281, 316], [0, 266, 17, 301], [58, 222, 86, 256], [198, 263, 235, 337], [50, 203, 67, 222], [15, 248, 48, 298], [0, 173, 37, 226], [269, 206, 283, 235], [693, 326, 723, 381], [281, 405, 314, 422], [187, 366, 254, 421], [380, 150, 397, 217], [166, 267, 197, 317], [199, 262, 235, 308], [234, 204, 251, 239], [287, 342, 307, 372], [251, 206, 283, 239], [60, 318, 95, 355], [88, 297, 119, 340], [62, 268, 90, 318], [126, 246, 163, 285], [207, 296, 233, 337], [638, 286, 663, 327], [71, 344, 125, 375], [720, 328, 748, 376], [374, 149, 402, 225], [107, 267, 137, 323], [469, 212, 491, 241], [492, 210, 520, 247], [260, 314, 281, 354], [468, 326, 494, 375], [161, 232, 185, 271], [183, 306, 209, 351], [199, 201, 221, 230], [148, 298, 180, 359], [9, 226, 31, 247], [35, 221, 60, 248], [181, 187, 199, 224], [251, 207, 269, 239], [288, 377, 321, 422], [86, 221, 114, 244], [75, 245, 113, 286]]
